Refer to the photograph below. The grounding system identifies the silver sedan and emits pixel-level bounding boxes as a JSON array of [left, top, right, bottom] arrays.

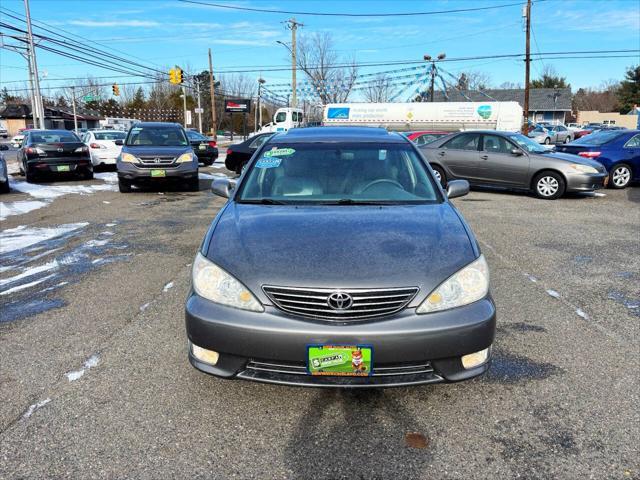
[[528, 125, 574, 145]]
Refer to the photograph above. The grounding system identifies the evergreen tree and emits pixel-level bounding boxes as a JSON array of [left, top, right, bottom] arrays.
[[616, 65, 640, 113]]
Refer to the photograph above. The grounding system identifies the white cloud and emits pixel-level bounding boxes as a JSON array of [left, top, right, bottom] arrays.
[[560, 9, 639, 31], [69, 20, 160, 27]]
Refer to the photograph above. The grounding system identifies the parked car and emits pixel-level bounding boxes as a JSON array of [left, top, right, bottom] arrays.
[[186, 127, 495, 387], [117, 122, 198, 193], [404, 131, 450, 146], [224, 132, 274, 173], [10, 134, 24, 148], [82, 130, 126, 167], [0, 144, 9, 193], [0, 126, 8, 138], [17, 129, 92, 182], [186, 130, 218, 166], [420, 130, 607, 199], [528, 125, 573, 145], [556, 129, 640, 189]]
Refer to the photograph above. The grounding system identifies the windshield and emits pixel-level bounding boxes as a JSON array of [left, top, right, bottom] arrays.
[[126, 126, 188, 146], [94, 131, 126, 141], [531, 127, 547, 133], [237, 143, 440, 204], [507, 134, 547, 154], [275, 112, 287, 123], [31, 132, 80, 143], [574, 131, 624, 146]]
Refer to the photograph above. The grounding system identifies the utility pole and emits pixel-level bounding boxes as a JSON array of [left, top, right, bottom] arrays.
[[23, 0, 45, 129], [424, 53, 446, 102], [208, 48, 217, 138], [284, 18, 303, 108], [196, 79, 203, 133], [181, 85, 187, 128], [71, 86, 78, 134], [522, 0, 532, 134], [256, 78, 265, 133]]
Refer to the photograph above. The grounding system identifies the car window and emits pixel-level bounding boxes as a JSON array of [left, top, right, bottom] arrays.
[[238, 143, 440, 204], [443, 133, 480, 151], [126, 126, 188, 146], [506, 134, 547, 154], [574, 131, 624, 146], [94, 131, 126, 141], [558, 126, 567, 131], [186, 131, 206, 141], [624, 134, 640, 148], [275, 112, 287, 123], [483, 135, 514, 154], [249, 134, 273, 149], [31, 132, 80, 143]]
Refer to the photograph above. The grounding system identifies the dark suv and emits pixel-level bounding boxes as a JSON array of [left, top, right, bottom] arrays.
[[117, 122, 199, 192]]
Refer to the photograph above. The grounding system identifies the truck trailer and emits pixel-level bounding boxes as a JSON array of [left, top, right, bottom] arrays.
[[322, 102, 523, 132]]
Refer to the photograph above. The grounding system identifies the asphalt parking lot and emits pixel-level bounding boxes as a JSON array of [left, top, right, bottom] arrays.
[[0, 149, 638, 479]]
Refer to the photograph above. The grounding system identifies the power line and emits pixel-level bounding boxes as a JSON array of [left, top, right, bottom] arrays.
[[177, 0, 530, 17]]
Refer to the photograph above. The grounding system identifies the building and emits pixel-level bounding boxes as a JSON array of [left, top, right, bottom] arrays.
[[0, 104, 102, 136], [431, 88, 572, 125], [577, 109, 639, 129]]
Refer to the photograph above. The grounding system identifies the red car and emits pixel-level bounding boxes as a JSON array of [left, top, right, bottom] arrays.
[[404, 131, 450, 145]]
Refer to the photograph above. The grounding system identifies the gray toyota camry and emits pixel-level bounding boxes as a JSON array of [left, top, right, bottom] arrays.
[[185, 127, 495, 387]]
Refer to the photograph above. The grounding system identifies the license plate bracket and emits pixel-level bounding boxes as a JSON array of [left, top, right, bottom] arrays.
[[307, 344, 373, 376]]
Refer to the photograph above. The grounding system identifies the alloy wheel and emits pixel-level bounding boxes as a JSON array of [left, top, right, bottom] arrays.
[[537, 176, 559, 197], [612, 166, 631, 187], [433, 170, 442, 182]]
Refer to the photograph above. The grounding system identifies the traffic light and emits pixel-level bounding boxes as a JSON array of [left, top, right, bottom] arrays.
[[112, 83, 120, 96], [169, 66, 184, 85]]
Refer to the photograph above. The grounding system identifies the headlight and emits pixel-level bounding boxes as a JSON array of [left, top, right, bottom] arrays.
[[192, 252, 263, 312], [417, 255, 489, 314], [120, 152, 138, 163], [569, 164, 598, 174], [177, 153, 194, 163]]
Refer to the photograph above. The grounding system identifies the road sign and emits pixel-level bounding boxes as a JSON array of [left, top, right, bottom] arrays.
[[83, 95, 95, 102], [185, 110, 192, 125], [194, 107, 204, 114]]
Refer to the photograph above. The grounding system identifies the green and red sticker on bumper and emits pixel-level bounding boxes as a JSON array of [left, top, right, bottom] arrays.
[[307, 345, 373, 376]]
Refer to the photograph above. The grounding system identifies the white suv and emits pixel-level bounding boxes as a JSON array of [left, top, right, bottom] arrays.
[[82, 130, 126, 166]]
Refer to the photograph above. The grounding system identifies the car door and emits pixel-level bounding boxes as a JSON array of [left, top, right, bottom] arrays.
[[623, 134, 640, 178], [477, 134, 530, 187], [434, 132, 482, 181]]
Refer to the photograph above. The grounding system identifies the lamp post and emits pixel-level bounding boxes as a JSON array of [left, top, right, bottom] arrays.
[[256, 78, 265, 133], [423, 53, 446, 102]]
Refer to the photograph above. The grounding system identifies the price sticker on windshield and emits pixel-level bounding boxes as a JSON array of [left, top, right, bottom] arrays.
[[264, 147, 295, 157], [256, 157, 282, 168]]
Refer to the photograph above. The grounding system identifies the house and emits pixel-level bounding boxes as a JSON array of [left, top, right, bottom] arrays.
[[430, 88, 572, 125], [577, 109, 639, 129], [0, 104, 102, 136]]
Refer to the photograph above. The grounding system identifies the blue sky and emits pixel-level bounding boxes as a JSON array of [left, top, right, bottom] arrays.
[[1, 0, 639, 99]]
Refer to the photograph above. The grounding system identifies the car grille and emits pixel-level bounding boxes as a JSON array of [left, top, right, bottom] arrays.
[[262, 285, 419, 321], [137, 155, 176, 167]]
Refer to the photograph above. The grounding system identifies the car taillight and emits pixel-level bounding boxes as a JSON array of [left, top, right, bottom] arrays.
[[208, 141, 217, 148], [226, 148, 232, 155], [74, 146, 89, 153], [89, 143, 105, 149], [578, 151, 601, 158]]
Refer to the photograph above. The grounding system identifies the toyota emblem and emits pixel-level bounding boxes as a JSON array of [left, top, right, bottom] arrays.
[[327, 292, 353, 310]]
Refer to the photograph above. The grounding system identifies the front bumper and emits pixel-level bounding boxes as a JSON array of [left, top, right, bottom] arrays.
[[117, 161, 198, 182], [185, 294, 496, 387], [565, 172, 608, 192]]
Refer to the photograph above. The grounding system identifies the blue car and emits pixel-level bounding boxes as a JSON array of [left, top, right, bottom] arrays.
[[557, 130, 640, 189]]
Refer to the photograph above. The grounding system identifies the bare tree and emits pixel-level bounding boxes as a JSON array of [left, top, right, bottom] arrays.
[[363, 74, 392, 103], [220, 73, 255, 98], [297, 32, 358, 104]]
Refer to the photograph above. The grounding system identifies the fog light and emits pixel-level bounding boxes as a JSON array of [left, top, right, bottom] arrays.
[[191, 343, 219, 366], [461, 348, 489, 369]]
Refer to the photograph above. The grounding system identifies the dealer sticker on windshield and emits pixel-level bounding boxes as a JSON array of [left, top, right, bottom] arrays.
[[307, 345, 373, 376], [264, 147, 295, 158], [256, 157, 282, 168]]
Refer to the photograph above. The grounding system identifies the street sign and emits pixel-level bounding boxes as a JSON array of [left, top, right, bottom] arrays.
[[194, 107, 204, 114], [185, 110, 192, 125], [83, 95, 95, 102], [224, 99, 251, 113]]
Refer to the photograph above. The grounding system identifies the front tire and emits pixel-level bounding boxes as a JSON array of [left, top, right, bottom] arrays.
[[609, 163, 632, 189], [544, 137, 551, 145], [564, 136, 571, 144], [118, 178, 132, 193], [430, 164, 447, 188], [533, 171, 565, 200], [0, 181, 9, 194]]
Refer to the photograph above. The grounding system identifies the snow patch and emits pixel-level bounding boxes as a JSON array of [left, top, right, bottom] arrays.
[[66, 354, 100, 382], [66, 369, 85, 382], [199, 172, 228, 180], [23, 398, 51, 419], [0, 273, 57, 295], [524, 273, 538, 283], [0, 222, 88, 254], [85, 239, 109, 247], [105, 223, 117, 227], [103, 201, 111, 204], [546, 289, 560, 299], [576, 309, 589, 319], [0, 260, 59, 287], [140, 302, 151, 312], [0, 200, 49, 221], [10, 180, 116, 200], [163, 281, 174, 292], [100, 231, 115, 236], [94, 172, 118, 183]]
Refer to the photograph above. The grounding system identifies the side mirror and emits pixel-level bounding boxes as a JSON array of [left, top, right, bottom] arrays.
[[211, 178, 237, 198], [511, 148, 523, 156], [114, 139, 124, 146], [446, 179, 470, 199], [0, 144, 8, 151]]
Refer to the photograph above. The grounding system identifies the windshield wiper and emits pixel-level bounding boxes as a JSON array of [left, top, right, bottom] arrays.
[[238, 198, 287, 205], [322, 199, 394, 205]]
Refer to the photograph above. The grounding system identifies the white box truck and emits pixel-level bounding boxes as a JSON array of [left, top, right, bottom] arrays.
[[259, 107, 305, 133], [322, 102, 523, 132]]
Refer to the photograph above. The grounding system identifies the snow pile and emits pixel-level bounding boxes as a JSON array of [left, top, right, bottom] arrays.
[[0, 222, 88, 254]]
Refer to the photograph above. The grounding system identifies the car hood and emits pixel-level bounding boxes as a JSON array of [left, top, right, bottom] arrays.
[[206, 202, 477, 304], [123, 146, 191, 156], [537, 151, 604, 169]]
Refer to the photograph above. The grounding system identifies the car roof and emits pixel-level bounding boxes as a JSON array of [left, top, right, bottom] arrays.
[[269, 127, 408, 144]]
